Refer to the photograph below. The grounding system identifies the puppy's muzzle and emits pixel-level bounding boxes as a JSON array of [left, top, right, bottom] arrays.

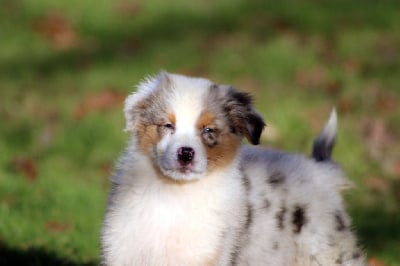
[[177, 147, 195, 166]]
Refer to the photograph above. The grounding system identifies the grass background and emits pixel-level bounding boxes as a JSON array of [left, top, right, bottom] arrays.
[[1, 0, 399, 265]]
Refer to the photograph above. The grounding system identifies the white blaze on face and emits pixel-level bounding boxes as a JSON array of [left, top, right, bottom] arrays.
[[155, 74, 213, 181]]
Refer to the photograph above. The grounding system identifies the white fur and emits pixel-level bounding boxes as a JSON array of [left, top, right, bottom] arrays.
[[318, 108, 338, 148], [102, 150, 245, 265]]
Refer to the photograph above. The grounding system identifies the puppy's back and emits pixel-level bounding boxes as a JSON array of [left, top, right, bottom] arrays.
[[233, 111, 366, 265]]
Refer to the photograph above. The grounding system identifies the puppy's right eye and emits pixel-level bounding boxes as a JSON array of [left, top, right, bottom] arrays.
[[163, 123, 175, 130]]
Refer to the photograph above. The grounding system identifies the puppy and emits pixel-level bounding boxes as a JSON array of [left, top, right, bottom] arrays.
[[101, 72, 366, 266]]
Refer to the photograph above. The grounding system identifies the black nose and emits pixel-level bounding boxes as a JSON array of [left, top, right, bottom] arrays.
[[177, 147, 195, 165]]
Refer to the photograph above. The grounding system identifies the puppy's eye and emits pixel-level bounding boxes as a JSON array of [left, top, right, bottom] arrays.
[[203, 127, 215, 134], [163, 123, 175, 130]]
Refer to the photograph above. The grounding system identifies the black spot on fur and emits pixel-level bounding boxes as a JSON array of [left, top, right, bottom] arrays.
[[245, 204, 253, 230], [275, 205, 287, 230], [292, 205, 307, 234], [267, 171, 286, 187], [334, 211, 347, 231], [263, 198, 271, 209]]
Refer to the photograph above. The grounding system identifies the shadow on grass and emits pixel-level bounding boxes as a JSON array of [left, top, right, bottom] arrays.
[[0, 245, 97, 266], [351, 205, 400, 258]]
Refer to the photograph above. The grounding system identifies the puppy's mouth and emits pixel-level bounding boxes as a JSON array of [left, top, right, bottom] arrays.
[[162, 164, 198, 175], [177, 165, 194, 174], [159, 164, 204, 181]]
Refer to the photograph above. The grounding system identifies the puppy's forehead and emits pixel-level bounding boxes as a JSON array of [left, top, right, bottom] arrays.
[[167, 74, 215, 125]]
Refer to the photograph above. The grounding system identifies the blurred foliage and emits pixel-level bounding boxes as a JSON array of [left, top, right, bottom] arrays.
[[0, 0, 399, 265]]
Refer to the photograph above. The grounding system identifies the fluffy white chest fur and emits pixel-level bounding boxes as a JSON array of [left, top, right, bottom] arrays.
[[102, 153, 245, 266], [101, 72, 366, 266]]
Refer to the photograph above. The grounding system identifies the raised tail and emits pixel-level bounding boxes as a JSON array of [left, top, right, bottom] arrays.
[[312, 108, 337, 162]]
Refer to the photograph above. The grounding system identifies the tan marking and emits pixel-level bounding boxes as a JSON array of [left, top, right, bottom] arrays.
[[206, 132, 241, 171], [137, 124, 160, 154], [196, 112, 215, 128], [204, 254, 219, 266], [196, 111, 241, 171], [168, 112, 176, 125]]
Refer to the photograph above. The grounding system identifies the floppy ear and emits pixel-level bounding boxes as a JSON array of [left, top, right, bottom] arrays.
[[220, 86, 266, 145], [244, 107, 266, 145], [124, 71, 170, 132]]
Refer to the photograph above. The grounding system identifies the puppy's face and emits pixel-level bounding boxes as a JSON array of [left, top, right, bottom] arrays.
[[125, 72, 265, 181]]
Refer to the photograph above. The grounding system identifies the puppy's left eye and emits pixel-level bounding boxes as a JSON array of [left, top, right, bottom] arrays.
[[203, 127, 215, 134]]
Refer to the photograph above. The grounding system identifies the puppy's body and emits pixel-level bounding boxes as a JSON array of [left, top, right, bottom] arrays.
[[101, 73, 365, 265], [237, 146, 363, 265]]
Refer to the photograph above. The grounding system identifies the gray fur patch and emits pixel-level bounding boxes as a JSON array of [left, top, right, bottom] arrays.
[[242, 174, 251, 192], [263, 198, 271, 209], [334, 211, 347, 231], [245, 204, 253, 230], [276, 204, 287, 230], [267, 171, 286, 187], [202, 130, 219, 147]]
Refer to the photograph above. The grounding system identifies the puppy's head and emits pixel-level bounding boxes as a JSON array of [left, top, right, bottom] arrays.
[[125, 72, 265, 181]]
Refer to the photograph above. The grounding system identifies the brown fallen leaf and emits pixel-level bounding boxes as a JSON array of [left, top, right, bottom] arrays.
[[11, 157, 37, 182], [341, 58, 361, 75], [73, 89, 125, 119], [365, 176, 390, 194], [45, 220, 70, 233], [114, 1, 141, 17], [303, 105, 335, 133], [375, 90, 397, 113], [393, 160, 400, 178], [361, 118, 390, 160], [368, 257, 386, 266], [295, 66, 328, 90], [99, 161, 113, 175], [272, 18, 294, 32], [32, 11, 78, 50], [337, 97, 354, 114]]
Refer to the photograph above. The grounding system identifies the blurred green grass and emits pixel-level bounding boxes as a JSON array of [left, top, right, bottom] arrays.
[[1, 0, 400, 265]]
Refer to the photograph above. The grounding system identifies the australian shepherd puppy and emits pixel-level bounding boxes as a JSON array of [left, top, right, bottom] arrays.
[[101, 72, 366, 266]]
